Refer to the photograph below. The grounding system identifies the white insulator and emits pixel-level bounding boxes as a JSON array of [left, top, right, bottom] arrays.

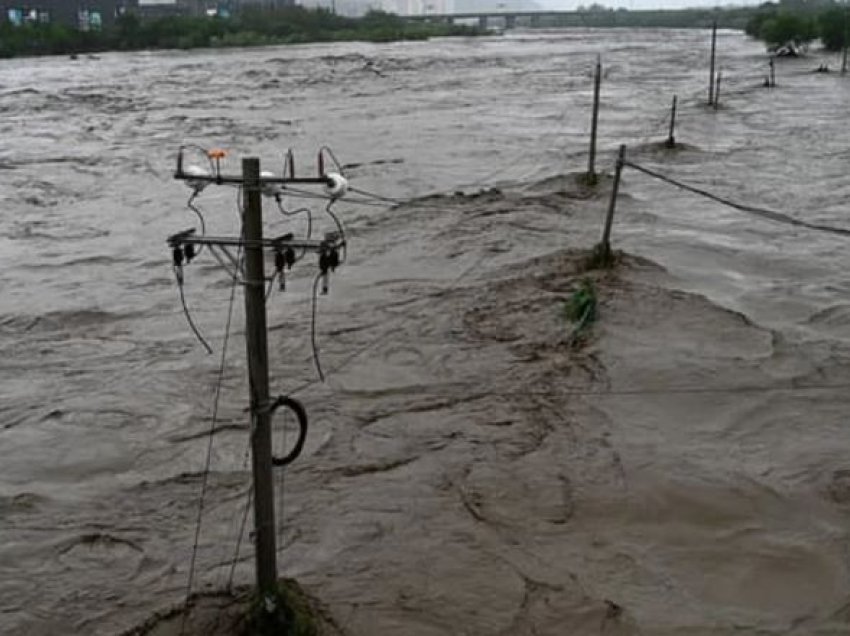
[[184, 164, 210, 191], [260, 170, 284, 198], [324, 172, 348, 199]]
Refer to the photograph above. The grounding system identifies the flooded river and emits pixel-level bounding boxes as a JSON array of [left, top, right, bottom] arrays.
[[2, 28, 850, 635]]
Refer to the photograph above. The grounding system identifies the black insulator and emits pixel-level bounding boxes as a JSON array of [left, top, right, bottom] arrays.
[[172, 246, 184, 267], [328, 248, 340, 272], [319, 249, 332, 274], [274, 249, 285, 273], [184, 244, 196, 263], [283, 247, 296, 269]]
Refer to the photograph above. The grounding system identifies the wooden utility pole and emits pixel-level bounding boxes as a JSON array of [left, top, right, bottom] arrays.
[[708, 21, 717, 105], [242, 157, 279, 602], [665, 95, 678, 148], [600, 144, 626, 260], [587, 55, 602, 184]]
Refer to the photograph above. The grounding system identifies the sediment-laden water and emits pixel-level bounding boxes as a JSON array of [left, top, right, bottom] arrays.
[[2, 29, 850, 635]]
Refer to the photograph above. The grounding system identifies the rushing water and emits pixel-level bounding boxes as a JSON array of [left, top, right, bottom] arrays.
[[2, 28, 850, 635]]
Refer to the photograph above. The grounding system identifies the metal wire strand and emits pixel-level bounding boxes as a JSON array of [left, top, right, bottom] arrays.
[[310, 271, 326, 383], [180, 243, 242, 633], [624, 160, 850, 238], [174, 271, 213, 355]]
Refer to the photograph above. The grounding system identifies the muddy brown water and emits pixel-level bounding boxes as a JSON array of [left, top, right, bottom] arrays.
[[2, 29, 850, 635]]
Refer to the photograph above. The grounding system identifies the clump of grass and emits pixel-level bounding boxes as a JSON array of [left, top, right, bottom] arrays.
[[564, 279, 597, 325], [247, 579, 321, 636]]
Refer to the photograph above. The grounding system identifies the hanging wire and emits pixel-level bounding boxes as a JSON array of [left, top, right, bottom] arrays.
[[310, 271, 326, 383], [186, 192, 207, 257], [180, 240, 242, 634], [289, 250, 489, 398], [226, 484, 253, 591], [324, 200, 347, 264], [174, 272, 213, 355], [319, 145, 346, 175], [624, 160, 850, 238]]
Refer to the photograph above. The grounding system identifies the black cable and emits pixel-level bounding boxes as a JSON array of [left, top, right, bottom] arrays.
[[289, 251, 488, 397], [324, 201, 347, 264], [319, 145, 345, 175], [348, 185, 406, 204], [181, 243, 241, 633], [186, 192, 206, 258], [310, 272, 326, 383], [624, 160, 850, 238], [269, 396, 308, 467], [226, 486, 252, 592], [265, 270, 278, 302], [175, 273, 213, 355], [274, 199, 313, 261]]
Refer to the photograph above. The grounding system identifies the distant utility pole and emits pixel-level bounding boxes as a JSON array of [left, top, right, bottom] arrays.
[[708, 20, 717, 105], [587, 55, 601, 184]]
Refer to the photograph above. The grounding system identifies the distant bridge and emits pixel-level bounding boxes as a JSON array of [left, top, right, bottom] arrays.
[[402, 10, 585, 29], [400, 8, 749, 31]]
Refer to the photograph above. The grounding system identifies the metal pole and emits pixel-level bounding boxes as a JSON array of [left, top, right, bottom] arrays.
[[708, 21, 717, 105], [587, 55, 601, 184], [600, 144, 626, 259], [665, 94, 677, 148], [242, 157, 279, 601]]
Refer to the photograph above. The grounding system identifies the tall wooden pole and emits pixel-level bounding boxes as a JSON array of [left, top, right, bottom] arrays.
[[665, 94, 678, 148], [708, 21, 717, 105], [600, 144, 626, 259], [587, 55, 601, 184], [242, 157, 279, 601]]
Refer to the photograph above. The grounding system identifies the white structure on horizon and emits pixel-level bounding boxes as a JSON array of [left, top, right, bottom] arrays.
[[375, 0, 453, 15]]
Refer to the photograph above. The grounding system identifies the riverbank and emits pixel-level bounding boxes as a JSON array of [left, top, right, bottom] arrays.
[[0, 9, 481, 59]]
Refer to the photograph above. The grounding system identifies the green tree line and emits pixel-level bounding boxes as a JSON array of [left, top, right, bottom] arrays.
[[0, 8, 481, 58], [745, 1, 849, 51]]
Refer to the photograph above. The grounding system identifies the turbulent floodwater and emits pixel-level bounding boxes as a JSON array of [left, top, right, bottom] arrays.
[[3, 28, 850, 635]]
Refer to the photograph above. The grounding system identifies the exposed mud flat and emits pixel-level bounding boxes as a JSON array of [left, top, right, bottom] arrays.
[[3, 29, 850, 636]]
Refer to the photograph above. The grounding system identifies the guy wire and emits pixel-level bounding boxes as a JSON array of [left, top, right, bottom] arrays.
[[175, 274, 213, 355], [180, 239, 243, 633]]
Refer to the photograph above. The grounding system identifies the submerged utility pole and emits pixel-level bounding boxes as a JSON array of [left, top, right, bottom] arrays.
[[170, 147, 347, 630], [708, 21, 717, 105], [587, 55, 602, 184], [665, 95, 678, 148], [242, 157, 279, 602]]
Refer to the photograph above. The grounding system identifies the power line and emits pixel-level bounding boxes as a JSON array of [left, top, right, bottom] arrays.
[[624, 160, 850, 238]]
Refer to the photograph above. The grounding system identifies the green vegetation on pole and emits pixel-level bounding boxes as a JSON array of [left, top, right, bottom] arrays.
[[0, 8, 482, 59]]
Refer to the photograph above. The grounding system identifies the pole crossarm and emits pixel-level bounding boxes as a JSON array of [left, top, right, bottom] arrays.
[[174, 170, 332, 187], [167, 229, 343, 253]]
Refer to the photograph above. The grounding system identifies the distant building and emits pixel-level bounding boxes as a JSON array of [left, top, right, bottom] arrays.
[[0, 0, 296, 28], [0, 0, 136, 28]]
